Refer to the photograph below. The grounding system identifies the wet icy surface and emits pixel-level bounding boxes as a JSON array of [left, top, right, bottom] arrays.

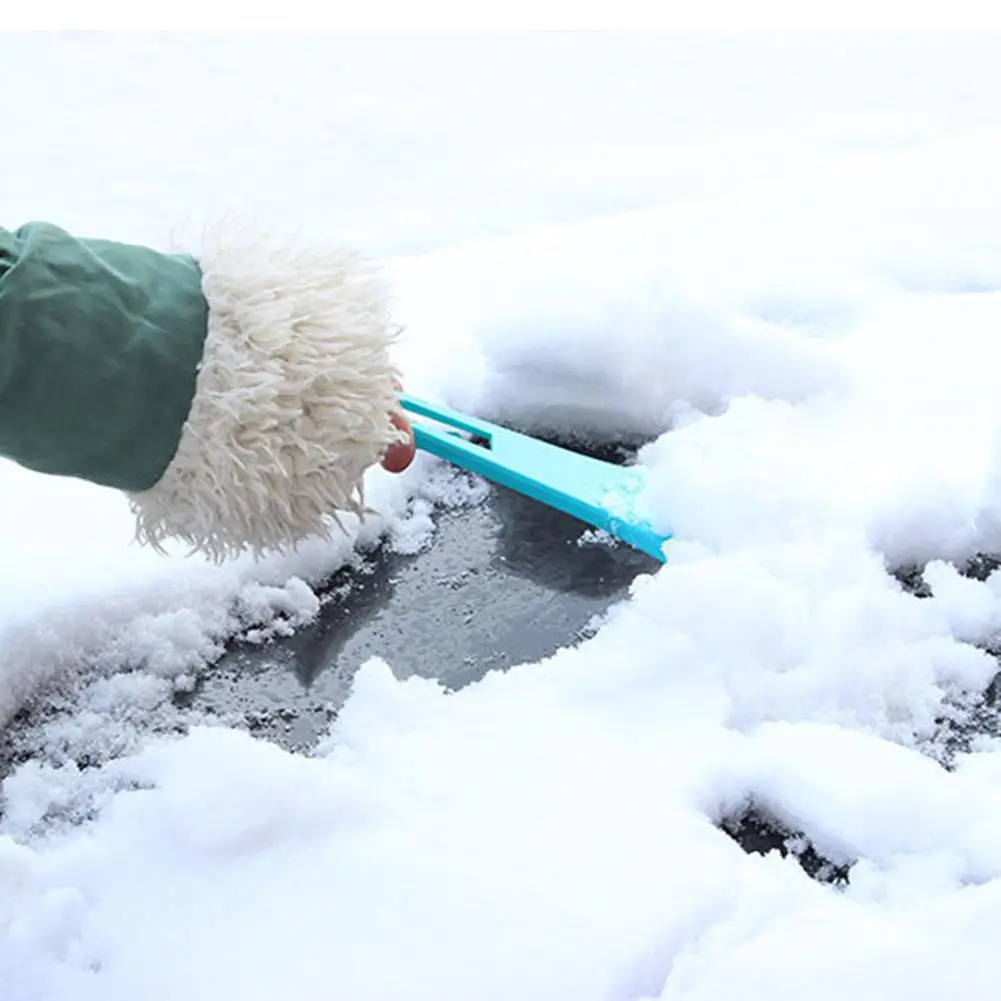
[[177, 480, 660, 752]]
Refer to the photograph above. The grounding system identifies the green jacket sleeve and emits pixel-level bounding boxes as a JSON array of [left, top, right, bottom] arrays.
[[0, 222, 208, 491], [0, 220, 403, 562]]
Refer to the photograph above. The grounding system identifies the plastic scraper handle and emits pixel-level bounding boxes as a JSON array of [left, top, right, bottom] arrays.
[[398, 394, 670, 563]]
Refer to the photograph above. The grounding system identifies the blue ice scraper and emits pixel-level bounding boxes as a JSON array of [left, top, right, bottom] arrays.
[[399, 395, 670, 563]]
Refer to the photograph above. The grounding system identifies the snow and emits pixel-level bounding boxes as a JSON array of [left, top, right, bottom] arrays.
[[6, 29, 1001, 1000]]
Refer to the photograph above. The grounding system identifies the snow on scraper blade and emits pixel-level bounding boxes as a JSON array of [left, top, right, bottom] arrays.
[[399, 394, 670, 562]]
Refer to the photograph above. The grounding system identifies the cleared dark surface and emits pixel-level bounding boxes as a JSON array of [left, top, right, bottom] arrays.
[[178, 478, 661, 750]]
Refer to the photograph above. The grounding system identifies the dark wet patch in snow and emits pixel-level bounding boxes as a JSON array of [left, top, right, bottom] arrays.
[[719, 802, 854, 886], [176, 462, 660, 753], [892, 554, 1001, 765]]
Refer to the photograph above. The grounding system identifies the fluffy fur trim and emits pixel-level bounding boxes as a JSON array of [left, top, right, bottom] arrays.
[[129, 224, 405, 563]]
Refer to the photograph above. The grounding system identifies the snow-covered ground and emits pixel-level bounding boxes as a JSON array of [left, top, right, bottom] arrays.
[[6, 30, 1001, 1000]]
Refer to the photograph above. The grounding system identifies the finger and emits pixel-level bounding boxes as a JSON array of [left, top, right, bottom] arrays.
[[381, 410, 416, 473]]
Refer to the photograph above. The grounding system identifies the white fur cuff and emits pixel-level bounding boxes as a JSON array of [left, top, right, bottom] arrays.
[[129, 225, 403, 562]]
